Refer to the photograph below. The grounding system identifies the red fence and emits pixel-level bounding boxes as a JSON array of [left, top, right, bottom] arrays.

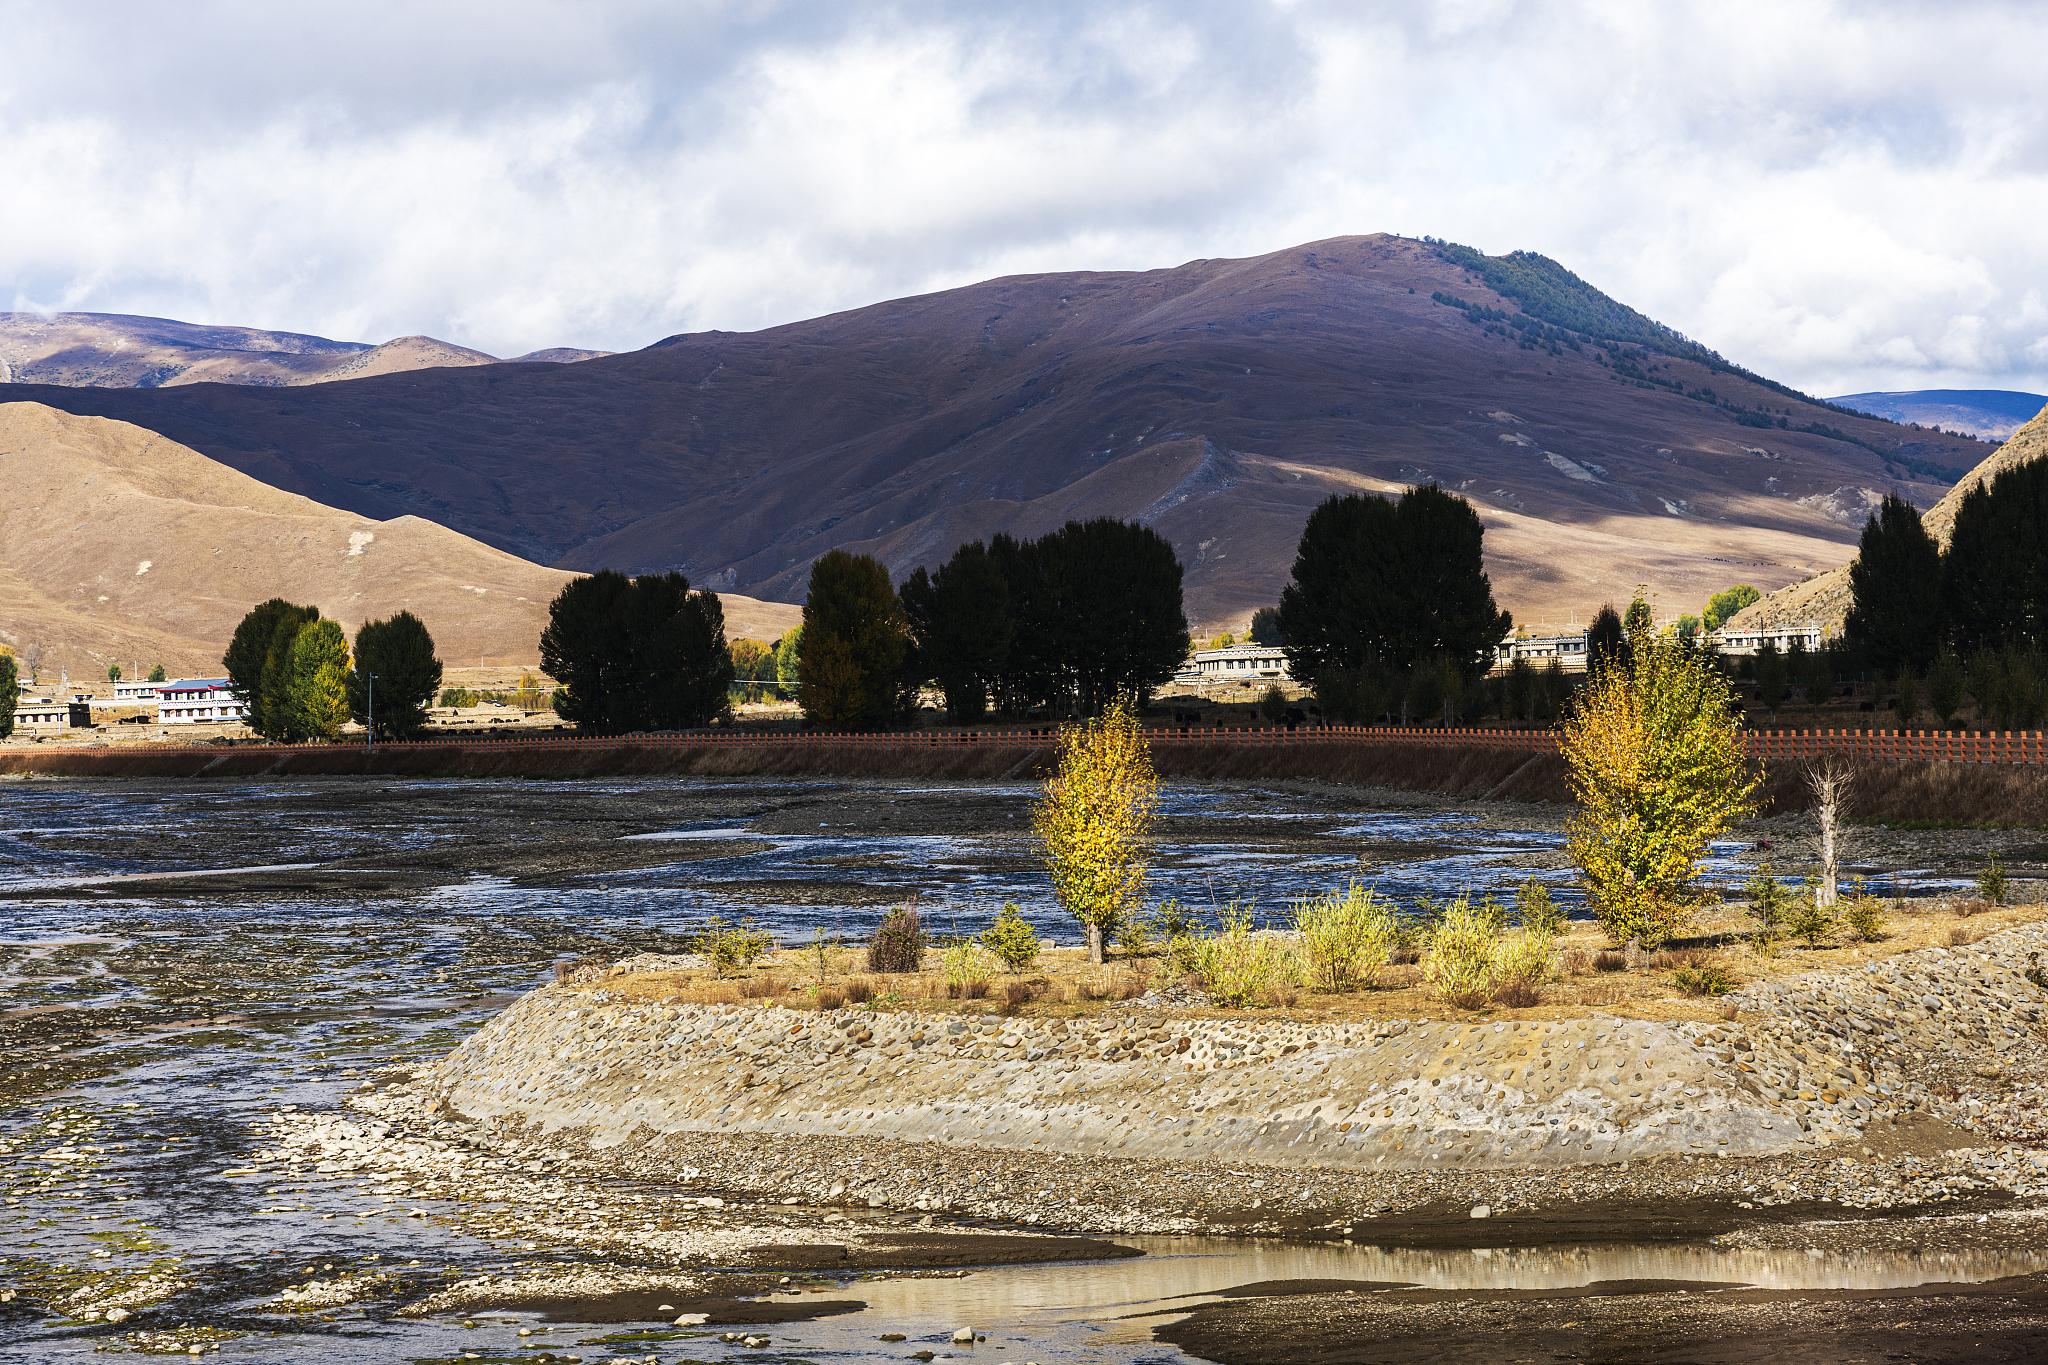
[[36, 724, 2048, 766]]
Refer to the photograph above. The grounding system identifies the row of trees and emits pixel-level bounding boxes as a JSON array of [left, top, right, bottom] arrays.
[[224, 600, 443, 740], [1845, 466, 2048, 673], [538, 571, 733, 735]]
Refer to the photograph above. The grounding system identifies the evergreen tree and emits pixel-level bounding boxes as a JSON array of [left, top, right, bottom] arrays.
[[1278, 485, 1508, 722], [285, 619, 351, 741], [259, 610, 319, 740], [1248, 606, 1285, 646], [1843, 493, 1942, 672], [148, 663, 167, 683], [223, 598, 319, 737], [799, 551, 910, 728], [540, 570, 731, 734], [1753, 641, 1789, 714], [1035, 518, 1188, 713], [0, 654, 17, 740], [1585, 604, 1626, 675], [1942, 462, 2048, 656], [348, 611, 444, 740], [901, 539, 1013, 722], [1927, 649, 1966, 728]]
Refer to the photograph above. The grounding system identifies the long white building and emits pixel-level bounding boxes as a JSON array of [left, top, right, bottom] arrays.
[[157, 678, 248, 725]]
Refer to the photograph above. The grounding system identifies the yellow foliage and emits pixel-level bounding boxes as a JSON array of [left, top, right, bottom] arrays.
[[1561, 607, 1760, 947], [1033, 698, 1158, 964]]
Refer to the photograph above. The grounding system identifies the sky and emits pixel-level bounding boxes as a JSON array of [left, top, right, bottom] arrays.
[[3, 0, 2045, 396]]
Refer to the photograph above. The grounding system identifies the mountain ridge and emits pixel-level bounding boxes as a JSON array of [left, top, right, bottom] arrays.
[[9, 235, 1988, 627]]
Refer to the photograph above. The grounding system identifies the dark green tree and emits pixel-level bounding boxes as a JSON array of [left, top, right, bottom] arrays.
[[1585, 604, 1626, 675], [1843, 494, 1942, 672], [901, 539, 1014, 722], [148, 663, 167, 683], [1927, 649, 1966, 728], [1278, 485, 1509, 722], [541, 570, 731, 734], [348, 611, 444, 740], [1034, 518, 1189, 713], [1942, 462, 2048, 656], [1248, 606, 1285, 646], [0, 654, 17, 740], [799, 551, 910, 728], [223, 598, 319, 738], [1754, 641, 1789, 714]]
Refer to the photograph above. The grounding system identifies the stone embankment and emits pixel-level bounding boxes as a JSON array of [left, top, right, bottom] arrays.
[[415, 923, 2048, 1176]]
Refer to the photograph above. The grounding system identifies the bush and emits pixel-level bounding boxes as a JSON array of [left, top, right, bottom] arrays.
[[1193, 905, 1301, 1008], [1785, 893, 1835, 949], [1422, 897, 1498, 1009], [1154, 899, 1196, 940], [867, 905, 927, 973], [940, 941, 995, 998], [1515, 878, 1565, 938], [1489, 927, 1556, 1007], [1115, 906, 1155, 960], [1293, 881, 1398, 992], [698, 917, 773, 977], [1979, 856, 2009, 906], [979, 904, 1042, 974], [1258, 684, 1289, 723], [1842, 895, 1889, 943], [1673, 960, 1735, 997]]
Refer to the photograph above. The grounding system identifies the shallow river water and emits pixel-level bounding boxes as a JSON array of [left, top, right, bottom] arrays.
[[0, 777, 2009, 1363]]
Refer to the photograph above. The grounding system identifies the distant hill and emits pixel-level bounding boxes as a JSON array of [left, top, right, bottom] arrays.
[[1739, 399, 2048, 631], [0, 402, 796, 680], [0, 312, 609, 389], [1828, 389, 2048, 442], [12, 236, 1989, 628]]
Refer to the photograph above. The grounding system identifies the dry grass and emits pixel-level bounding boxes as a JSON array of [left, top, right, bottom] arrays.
[[587, 896, 2048, 1025]]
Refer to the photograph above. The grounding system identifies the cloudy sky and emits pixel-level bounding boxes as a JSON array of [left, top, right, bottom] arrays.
[[4, 0, 2044, 395]]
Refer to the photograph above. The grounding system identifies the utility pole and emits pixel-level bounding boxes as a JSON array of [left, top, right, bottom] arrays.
[[364, 671, 377, 752]]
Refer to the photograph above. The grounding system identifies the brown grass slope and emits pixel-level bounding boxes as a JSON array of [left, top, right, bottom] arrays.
[[11, 236, 1985, 627], [0, 402, 797, 678], [1740, 400, 2048, 630], [0, 312, 601, 389]]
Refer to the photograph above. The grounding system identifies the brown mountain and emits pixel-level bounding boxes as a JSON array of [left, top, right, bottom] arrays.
[[11, 235, 1986, 628], [1739, 400, 2048, 630], [0, 312, 605, 389], [0, 402, 797, 680]]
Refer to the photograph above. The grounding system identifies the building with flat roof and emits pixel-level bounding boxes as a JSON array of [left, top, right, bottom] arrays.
[[157, 679, 248, 725], [1186, 644, 1294, 683], [1710, 623, 1826, 656], [14, 698, 73, 730]]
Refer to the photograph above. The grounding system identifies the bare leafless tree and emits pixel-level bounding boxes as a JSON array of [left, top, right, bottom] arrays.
[[1808, 758, 1854, 909]]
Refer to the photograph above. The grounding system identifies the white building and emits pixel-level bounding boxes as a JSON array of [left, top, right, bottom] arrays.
[[1187, 644, 1294, 682], [158, 678, 248, 725], [1711, 623, 1826, 657], [13, 698, 72, 730], [112, 680, 162, 703], [1494, 631, 1592, 673]]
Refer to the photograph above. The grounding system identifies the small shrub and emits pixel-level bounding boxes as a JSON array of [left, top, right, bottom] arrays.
[[1422, 897, 1498, 1009], [1294, 880, 1399, 992], [1559, 946, 1592, 976], [1000, 979, 1036, 1013], [1153, 899, 1196, 941], [1979, 856, 2009, 906], [1842, 896, 1889, 943], [1785, 893, 1835, 949], [1258, 683, 1289, 723], [1490, 927, 1556, 1007], [1193, 905, 1302, 1008], [867, 905, 927, 973], [940, 941, 996, 998], [1115, 906, 1155, 960], [698, 916, 773, 977], [1948, 923, 1986, 947], [1673, 960, 1735, 997], [1515, 878, 1565, 938], [841, 978, 875, 1005], [815, 988, 845, 1011], [979, 904, 1042, 974], [1161, 929, 1204, 981], [808, 928, 834, 986], [1743, 865, 1789, 947], [1592, 949, 1628, 973], [737, 976, 781, 999]]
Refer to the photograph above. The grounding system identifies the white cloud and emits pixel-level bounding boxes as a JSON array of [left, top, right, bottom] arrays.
[[2, 0, 2044, 394]]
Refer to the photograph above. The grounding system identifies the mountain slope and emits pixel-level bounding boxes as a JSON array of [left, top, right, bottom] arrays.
[[0, 312, 603, 388], [1739, 400, 2048, 630], [1829, 389, 2048, 442], [12, 236, 1987, 627], [0, 402, 797, 679]]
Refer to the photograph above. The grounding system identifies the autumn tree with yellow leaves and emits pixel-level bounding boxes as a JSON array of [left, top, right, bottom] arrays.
[[1561, 601, 1759, 948], [1034, 697, 1159, 964]]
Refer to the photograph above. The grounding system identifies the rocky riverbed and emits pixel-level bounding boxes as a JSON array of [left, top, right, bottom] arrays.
[[6, 774, 2048, 1362]]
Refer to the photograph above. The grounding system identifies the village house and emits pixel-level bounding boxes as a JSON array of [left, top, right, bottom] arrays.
[[1186, 643, 1294, 682], [157, 678, 248, 725]]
